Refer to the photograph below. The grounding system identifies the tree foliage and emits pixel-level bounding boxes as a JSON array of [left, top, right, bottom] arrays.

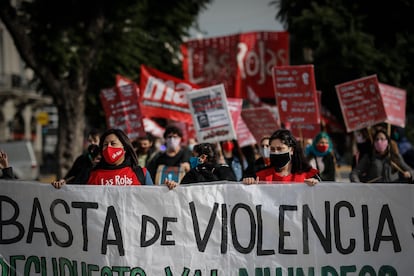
[[0, 0, 211, 177], [271, 0, 414, 130]]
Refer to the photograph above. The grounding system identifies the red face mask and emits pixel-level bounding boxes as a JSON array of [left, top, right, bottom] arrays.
[[316, 144, 329, 153], [103, 147, 125, 164], [222, 141, 234, 152]]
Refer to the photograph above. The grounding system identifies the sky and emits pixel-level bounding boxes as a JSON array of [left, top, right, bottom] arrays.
[[188, 0, 285, 39]]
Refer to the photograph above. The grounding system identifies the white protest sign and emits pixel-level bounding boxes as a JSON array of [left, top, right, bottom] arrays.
[[186, 84, 237, 143]]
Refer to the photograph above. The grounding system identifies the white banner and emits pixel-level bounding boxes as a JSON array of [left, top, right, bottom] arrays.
[[1, 180, 413, 275]]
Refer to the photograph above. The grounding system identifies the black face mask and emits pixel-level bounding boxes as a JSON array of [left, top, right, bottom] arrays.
[[269, 152, 291, 170]]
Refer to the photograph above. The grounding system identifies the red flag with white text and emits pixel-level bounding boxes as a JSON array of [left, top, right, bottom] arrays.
[[139, 65, 199, 123]]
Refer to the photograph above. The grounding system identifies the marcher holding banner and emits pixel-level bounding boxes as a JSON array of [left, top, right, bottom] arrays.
[[243, 129, 320, 185], [165, 143, 237, 189], [350, 128, 414, 183], [52, 129, 153, 188]]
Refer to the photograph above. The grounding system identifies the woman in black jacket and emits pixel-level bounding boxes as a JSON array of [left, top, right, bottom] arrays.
[[165, 143, 237, 189]]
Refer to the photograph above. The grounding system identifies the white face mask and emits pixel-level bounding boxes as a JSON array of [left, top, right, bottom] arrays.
[[166, 137, 181, 150], [260, 147, 270, 158]]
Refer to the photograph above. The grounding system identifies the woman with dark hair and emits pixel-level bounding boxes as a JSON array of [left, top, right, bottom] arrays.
[[350, 128, 413, 183], [165, 142, 237, 189], [243, 129, 320, 185], [52, 129, 153, 188]]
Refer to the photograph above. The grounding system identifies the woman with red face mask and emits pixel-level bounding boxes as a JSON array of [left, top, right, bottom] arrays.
[[52, 129, 153, 188], [350, 128, 414, 183], [305, 132, 336, 181]]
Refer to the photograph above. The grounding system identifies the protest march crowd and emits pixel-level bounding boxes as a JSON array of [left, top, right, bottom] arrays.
[[2, 121, 413, 187], [1, 31, 412, 187]]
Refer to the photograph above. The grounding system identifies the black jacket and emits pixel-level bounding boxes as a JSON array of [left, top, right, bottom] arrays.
[[180, 163, 237, 184]]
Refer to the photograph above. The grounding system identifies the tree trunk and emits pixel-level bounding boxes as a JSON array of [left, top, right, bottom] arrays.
[[56, 88, 86, 179]]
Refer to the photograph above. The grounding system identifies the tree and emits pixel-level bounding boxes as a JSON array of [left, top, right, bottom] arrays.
[[271, 0, 414, 131], [0, 0, 210, 178]]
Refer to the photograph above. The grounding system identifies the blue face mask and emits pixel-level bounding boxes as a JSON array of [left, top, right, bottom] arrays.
[[189, 156, 201, 169]]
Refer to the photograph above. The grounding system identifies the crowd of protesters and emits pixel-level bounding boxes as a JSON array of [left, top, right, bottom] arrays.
[[2, 122, 414, 187]]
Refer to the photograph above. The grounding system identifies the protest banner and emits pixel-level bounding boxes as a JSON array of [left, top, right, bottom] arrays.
[[100, 82, 145, 139], [186, 84, 237, 143], [1, 180, 412, 275], [379, 83, 406, 128], [181, 31, 289, 99], [241, 107, 280, 143], [139, 65, 198, 124], [335, 75, 387, 133]]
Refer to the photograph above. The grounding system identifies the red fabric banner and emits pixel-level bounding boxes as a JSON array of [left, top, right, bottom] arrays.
[[139, 65, 198, 123], [181, 31, 289, 99]]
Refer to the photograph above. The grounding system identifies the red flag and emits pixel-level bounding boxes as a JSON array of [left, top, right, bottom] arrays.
[[139, 65, 198, 123]]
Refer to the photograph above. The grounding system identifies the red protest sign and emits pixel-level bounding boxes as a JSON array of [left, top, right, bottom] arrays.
[[139, 65, 198, 123], [379, 83, 406, 128], [241, 107, 280, 144], [227, 98, 243, 131], [335, 75, 387, 132], [287, 123, 321, 140], [235, 117, 257, 148], [272, 65, 320, 126], [181, 31, 289, 99], [227, 98, 256, 147], [100, 83, 145, 139]]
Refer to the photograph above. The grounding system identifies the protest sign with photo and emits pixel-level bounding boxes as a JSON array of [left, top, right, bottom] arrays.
[[182, 31, 289, 99], [335, 75, 387, 132], [1, 180, 413, 275], [100, 82, 145, 139], [186, 84, 236, 143], [139, 65, 198, 124], [379, 83, 406, 128]]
